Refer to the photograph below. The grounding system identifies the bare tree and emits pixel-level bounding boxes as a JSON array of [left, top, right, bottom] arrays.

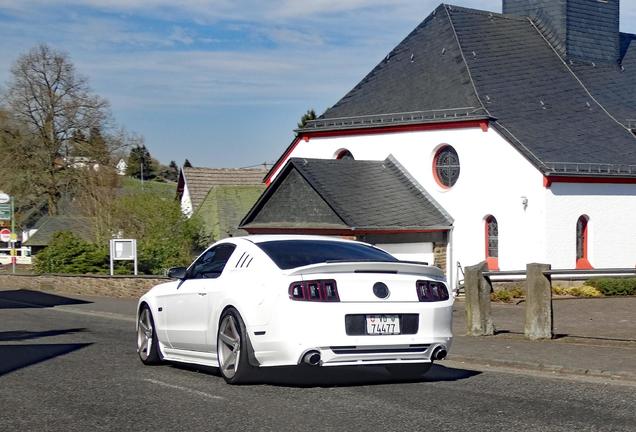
[[3, 44, 110, 215]]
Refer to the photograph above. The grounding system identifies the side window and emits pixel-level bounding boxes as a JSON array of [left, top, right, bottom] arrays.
[[189, 244, 236, 279], [485, 215, 499, 271], [576, 215, 592, 269]]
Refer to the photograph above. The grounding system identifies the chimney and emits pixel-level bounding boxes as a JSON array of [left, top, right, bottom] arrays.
[[503, 0, 620, 62]]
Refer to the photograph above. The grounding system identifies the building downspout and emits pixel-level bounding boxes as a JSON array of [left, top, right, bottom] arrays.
[[448, 226, 454, 290]]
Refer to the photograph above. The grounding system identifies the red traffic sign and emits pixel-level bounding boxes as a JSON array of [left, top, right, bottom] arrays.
[[0, 228, 11, 242]]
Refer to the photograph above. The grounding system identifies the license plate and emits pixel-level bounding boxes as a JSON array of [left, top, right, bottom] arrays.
[[366, 315, 400, 335]]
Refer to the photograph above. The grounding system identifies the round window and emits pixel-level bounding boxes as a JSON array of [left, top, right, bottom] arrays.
[[336, 149, 354, 160], [433, 145, 460, 188]]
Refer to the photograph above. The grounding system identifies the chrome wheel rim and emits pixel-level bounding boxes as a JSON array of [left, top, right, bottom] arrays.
[[137, 308, 153, 361], [218, 315, 241, 379]]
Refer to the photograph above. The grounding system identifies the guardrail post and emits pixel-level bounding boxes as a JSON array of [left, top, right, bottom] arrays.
[[464, 261, 494, 336], [524, 263, 553, 340]]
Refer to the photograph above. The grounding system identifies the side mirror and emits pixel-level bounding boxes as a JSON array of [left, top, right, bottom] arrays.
[[167, 266, 187, 280]]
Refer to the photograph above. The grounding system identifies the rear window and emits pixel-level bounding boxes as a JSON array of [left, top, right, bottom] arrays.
[[256, 240, 397, 270]]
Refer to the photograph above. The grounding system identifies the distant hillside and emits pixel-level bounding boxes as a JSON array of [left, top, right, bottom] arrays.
[[121, 177, 177, 198]]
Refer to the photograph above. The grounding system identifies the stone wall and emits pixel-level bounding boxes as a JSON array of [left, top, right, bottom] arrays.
[[433, 243, 447, 274], [0, 274, 169, 298]]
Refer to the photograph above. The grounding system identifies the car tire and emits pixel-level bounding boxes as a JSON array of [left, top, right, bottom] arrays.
[[385, 363, 432, 380], [137, 305, 162, 365], [217, 308, 254, 384]]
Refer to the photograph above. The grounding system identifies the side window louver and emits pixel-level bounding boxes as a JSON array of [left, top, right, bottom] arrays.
[[235, 252, 254, 269]]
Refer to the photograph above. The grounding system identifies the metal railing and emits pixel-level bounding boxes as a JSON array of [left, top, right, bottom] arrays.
[[484, 268, 636, 282]]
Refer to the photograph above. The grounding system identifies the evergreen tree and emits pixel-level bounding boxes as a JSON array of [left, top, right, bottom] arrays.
[[167, 160, 179, 181], [126, 145, 154, 180], [297, 109, 317, 128], [183, 159, 193, 168]]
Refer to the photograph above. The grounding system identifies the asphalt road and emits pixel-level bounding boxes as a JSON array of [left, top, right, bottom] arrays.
[[1, 291, 635, 432]]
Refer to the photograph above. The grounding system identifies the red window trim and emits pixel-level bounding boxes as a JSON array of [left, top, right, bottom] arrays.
[[485, 215, 499, 271], [335, 149, 354, 160], [243, 227, 450, 236], [432, 145, 459, 189], [576, 216, 593, 270]]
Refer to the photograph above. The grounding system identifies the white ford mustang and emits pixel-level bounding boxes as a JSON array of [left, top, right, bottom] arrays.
[[136, 235, 454, 384]]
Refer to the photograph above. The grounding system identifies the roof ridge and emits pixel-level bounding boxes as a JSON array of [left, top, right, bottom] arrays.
[[385, 154, 453, 225], [443, 3, 527, 22], [443, 4, 492, 119], [526, 17, 635, 136], [288, 158, 351, 226]]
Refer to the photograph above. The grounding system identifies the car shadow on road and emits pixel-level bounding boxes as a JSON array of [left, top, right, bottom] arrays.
[[0, 289, 92, 309], [0, 328, 86, 342], [168, 362, 480, 388], [0, 343, 92, 376]]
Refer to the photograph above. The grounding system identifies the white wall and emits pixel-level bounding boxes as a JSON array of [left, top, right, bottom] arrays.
[[269, 126, 636, 273], [271, 125, 548, 277], [180, 182, 193, 217], [376, 242, 434, 265], [546, 182, 636, 269]]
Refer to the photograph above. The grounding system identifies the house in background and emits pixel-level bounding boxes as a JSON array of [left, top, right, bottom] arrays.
[[177, 166, 266, 240], [243, 0, 636, 287], [116, 158, 128, 176], [23, 215, 95, 254]]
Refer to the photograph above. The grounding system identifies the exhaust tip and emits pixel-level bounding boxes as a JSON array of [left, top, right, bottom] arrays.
[[302, 350, 321, 366], [432, 346, 448, 361]]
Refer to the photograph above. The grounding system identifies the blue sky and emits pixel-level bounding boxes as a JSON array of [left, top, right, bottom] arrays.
[[1, 1, 635, 168]]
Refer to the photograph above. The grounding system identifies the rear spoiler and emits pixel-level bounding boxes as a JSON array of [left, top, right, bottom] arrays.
[[285, 261, 446, 281]]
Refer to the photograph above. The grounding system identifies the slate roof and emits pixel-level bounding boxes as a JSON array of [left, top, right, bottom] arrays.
[[177, 167, 267, 213], [301, 4, 636, 177], [241, 156, 453, 231], [24, 216, 95, 247], [194, 184, 265, 241]]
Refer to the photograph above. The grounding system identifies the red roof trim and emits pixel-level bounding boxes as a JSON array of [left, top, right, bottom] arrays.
[[544, 175, 636, 187], [300, 120, 488, 140], [264, 119, 488, 184], [243, 227, 450, 236]]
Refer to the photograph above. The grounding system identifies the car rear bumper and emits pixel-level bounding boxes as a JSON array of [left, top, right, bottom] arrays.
[[248, 300, 453, 367]]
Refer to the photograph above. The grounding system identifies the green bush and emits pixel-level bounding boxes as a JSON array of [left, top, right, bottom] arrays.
[[586, 278, 636, 296], [34, 231, 109, 274], [111, 190, 209, 275]]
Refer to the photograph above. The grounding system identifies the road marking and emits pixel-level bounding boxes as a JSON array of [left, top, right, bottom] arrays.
[[0, 296, 135, 322], [142, 378, 226, 400], [54, 306, 135, 322]]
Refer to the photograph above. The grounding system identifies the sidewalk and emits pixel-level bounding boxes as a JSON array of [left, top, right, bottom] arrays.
[[449, 297, 636, 381]]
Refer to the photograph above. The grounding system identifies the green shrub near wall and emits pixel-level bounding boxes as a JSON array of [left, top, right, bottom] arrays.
[[586, 278, 636, 296], [34, 232, 109, 274]]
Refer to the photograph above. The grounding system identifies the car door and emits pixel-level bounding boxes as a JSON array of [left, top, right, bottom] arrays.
[[164, 243, 236, 352]]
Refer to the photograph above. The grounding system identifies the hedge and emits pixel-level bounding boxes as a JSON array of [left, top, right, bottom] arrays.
[[586, 278, 636, 296]]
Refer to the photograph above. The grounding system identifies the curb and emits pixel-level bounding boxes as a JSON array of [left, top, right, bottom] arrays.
[[445, 355, 636, 383]]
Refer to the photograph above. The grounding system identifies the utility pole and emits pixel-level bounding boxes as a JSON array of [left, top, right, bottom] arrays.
[[10, 196, 15, 274]]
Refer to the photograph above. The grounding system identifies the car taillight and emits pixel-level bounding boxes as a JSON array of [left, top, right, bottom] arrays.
[[289, 280, 339, 302], [416, 280, 449, 302]]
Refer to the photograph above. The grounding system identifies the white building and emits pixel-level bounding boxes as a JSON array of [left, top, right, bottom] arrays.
[[241, 0, 636, 286]]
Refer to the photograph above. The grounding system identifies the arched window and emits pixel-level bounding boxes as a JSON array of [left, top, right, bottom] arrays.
[[485, 215, 499, 270], [576, 215, 592, 269], [335, 149, 354, 160], [433, 145, 460, 188]]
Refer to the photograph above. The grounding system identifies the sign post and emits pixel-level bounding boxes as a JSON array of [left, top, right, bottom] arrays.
[[10, 196, 15, 274], [0, 193, 15, 273], [109, 239, 138, 276]]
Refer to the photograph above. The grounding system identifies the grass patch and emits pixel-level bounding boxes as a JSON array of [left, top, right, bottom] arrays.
[[121, 176, 176, 197], [586, 278, 636, 296], [552, 284, 602, 297], [491, 287, 525, 303]]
